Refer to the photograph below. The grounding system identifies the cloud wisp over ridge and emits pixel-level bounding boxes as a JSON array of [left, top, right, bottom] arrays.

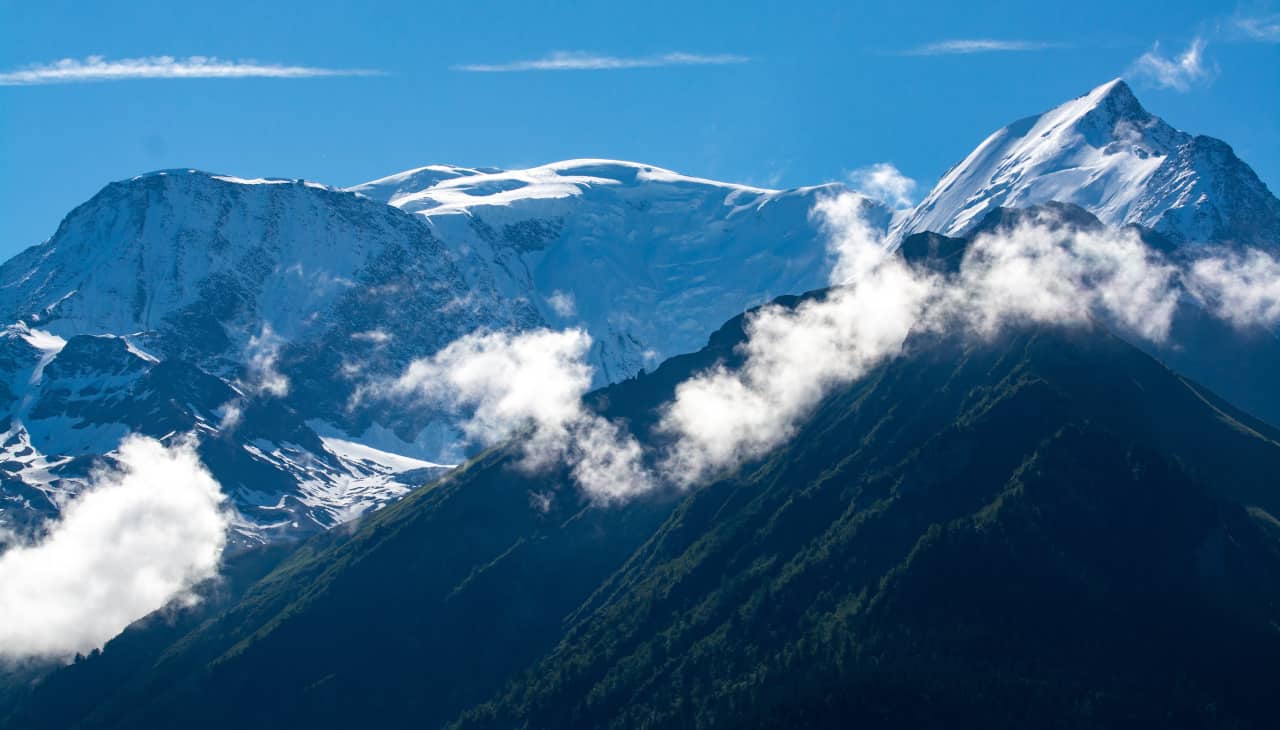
[[357, 329, 653, 503], [895, 39, 1064, 56], [654, 197, 1257, 484], [658, 195, 933, 485], [366, 194, 1280, 502], [1127, 37, 1214, 91], [1185, 249, 1280, 327], [0, 55, 382, 86], [452, 51, 749, 72]]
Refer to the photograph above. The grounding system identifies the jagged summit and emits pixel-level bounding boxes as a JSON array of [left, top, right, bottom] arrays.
[[1069, 78, 1148, 134], [895, 79, 1280, 247]]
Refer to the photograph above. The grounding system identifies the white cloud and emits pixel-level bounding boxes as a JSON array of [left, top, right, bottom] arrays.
[[658, 194, 935, 485], [1185, 248, 1280, 327], [365, 329, 653, 502], [244, 324, 289, 398], [897, 39, 1062, 56], [547, 290, 577, 318], [351, 329, 393, 345], [216, 401, 244, 432], [219, 324, 291, 432], [657, 195, 1186, 485], [1232, 12, 1280, 41], [359, 197, 1273, 502], [0, 436, 228, 659], [0, 55, 381, 86], [568, 416, 653, 503], [380, 329, 593, 451], [944, 217, 1180, 343], [1128, 38, 1213, 92], [453, 51, 748, 72], [847, 163, 917, 209]]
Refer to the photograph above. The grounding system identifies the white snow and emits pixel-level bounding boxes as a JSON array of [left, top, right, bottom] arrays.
[[238, 436, 448, 527], [210, 174, 294, 186], [896, 79, 1189, 240], [0, 423, 73, 493], [0, 170, 422, 346], [361, 159, 777, 217], [16, 324, 66, 354], [346, 164, 495, 206], [121, 335, 160, 363], [320, 436, 450, 472], [13, 323, 67, 386]]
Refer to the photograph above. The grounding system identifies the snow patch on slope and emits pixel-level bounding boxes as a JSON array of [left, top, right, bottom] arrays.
[[320, 436, 451, 472]]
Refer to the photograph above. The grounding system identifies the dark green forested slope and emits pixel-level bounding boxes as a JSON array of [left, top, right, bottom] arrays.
[[7, 305, 1280, 729], [461, 328, 1280, 729]]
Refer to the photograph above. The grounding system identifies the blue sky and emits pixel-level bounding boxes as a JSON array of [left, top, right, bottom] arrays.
[[1, 0, 1277, 259]]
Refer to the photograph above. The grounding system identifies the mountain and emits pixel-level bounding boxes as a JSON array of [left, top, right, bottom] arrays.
[[2, 79, 1277, 550], [0, 172, 490, 544], [7, 294, 1280, 729], [895, 79, 1280, 247], [0, 165, 877, 544], [0, 319, 450, 544]]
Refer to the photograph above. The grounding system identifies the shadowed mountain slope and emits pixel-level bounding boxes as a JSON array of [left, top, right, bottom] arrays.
[[7, 289, 1280, 728]]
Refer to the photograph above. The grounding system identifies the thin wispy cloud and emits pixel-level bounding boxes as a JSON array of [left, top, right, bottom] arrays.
[[1231, 12, 1280, 41], [1127, 38, 1214, 91], [896, 39, 1064, 56], [452, 51, 749, 72], [0, 55, 381, 86]]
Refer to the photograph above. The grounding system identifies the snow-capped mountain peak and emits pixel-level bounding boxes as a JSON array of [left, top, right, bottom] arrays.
[[896, 79, 1280, 247]]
